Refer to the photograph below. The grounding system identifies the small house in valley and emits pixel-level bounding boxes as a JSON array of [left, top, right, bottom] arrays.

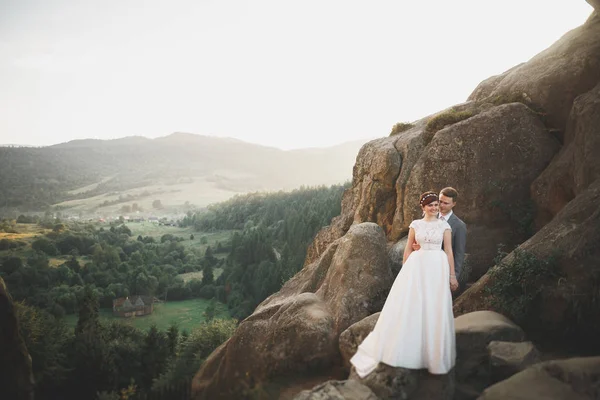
[[112, 295, 154, 317]]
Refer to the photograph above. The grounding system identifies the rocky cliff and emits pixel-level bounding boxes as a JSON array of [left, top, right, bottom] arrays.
[[0, 277, 34, 400], [192, 5, 600, 399]]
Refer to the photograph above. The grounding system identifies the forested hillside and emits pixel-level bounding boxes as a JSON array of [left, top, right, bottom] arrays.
[[0, 183, 349, 398], [182, 184, 349, 319], [0, 133, 362, 214]]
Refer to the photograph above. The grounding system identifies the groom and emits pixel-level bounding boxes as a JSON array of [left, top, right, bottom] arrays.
[[438, 187, 467, 286], [413, 187, 467, 289]]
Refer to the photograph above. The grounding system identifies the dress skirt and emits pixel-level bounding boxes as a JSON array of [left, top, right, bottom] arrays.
[[350, 249, 456, 377]]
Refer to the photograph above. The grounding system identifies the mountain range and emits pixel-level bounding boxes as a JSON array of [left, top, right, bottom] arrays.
[[0, 132, 369, 216]]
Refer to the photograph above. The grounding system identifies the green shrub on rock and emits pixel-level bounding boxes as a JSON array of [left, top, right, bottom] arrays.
[[484, 248, 561, 324], [423, 108, 475, 145], [389, 122, 414, 136]]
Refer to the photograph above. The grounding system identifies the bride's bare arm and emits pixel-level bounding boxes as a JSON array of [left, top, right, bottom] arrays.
[[403, 228, 416, 264]]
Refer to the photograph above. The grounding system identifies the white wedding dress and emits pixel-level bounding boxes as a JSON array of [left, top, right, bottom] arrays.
[[350, 218, 456, 377]]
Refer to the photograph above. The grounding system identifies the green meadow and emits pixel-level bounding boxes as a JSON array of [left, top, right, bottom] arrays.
[[64, 298, 232, 332], [126, 221, 234, 257]]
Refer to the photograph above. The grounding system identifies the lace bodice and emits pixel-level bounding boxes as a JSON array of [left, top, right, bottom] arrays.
[[409, 219, 451, 250]]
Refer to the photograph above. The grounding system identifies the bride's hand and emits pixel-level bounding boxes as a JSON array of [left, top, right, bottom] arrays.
[[450, 276, 459, 292]]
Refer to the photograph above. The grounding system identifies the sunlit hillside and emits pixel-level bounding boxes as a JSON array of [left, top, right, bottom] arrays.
[[0, 133, 366, 217]]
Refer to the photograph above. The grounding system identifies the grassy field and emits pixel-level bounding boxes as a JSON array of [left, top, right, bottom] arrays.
[[0, 223, 90, 267], [64, 298, 231, 332], [127, 221, 234, 257], [0, 223, 50, 259], [177, 269, 224, 282], [1, 222, 233, 267]]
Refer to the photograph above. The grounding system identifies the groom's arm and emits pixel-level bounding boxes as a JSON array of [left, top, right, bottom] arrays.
[[453, 221, 467, 279]]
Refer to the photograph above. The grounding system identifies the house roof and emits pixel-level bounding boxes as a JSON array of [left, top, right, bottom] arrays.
[[113, 295, 153, 309]]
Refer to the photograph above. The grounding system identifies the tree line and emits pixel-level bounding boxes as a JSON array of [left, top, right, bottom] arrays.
[[1, 183, 349, 398], [15, 285, 235, 399], [180, 184, 349, 319]]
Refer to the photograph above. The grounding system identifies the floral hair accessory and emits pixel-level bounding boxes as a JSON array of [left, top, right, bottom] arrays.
[[420, 193, 438, 206]]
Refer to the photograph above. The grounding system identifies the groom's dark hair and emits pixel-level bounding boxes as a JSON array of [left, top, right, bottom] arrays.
[[440, 187, 458, 202]]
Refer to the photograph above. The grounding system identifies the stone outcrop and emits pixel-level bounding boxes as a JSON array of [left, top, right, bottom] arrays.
[[192, 223, 391, 399], [192, 292, 337, 399], [469, 11, 600, 136], [454, 7, 600, 357], [488, 341, 541, 384], [403, 103, 559, 279], [454, 311, 526, 392], [478, 356, 600, 400], [338, 312, 380, 370], [348, 364, 454, 400], [454, 179, 600, 352], [314, 223, 393, 336], [314, 100, 560, 282], [194, 6, 600, 399], [532, 81, 600, 227], [338, 310, 527, 400], [293, 379, 377, 400], [0, 278, 34, 400]]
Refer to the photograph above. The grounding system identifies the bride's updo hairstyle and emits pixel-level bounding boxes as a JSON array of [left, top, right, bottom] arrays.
[[419, 191, 438, 207]]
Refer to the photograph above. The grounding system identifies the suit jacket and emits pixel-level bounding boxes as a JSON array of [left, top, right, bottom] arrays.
[[445, 213, 467, 279]]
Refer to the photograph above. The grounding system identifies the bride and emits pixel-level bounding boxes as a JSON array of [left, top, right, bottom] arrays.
[[350, 191, 459, 377]]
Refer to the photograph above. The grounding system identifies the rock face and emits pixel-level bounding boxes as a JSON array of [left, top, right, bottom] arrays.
[[468, 11, 600, 136], [488, 341, 541, 384], [454, 311, 526, 395], [348, 364, 454, 400], [478, 356, 600, 400], [315, 223, 393, 336], [454, 179, 600, 351], [192, 292, 338, 399], [338, 312, 380, 370], [293, 380, 378, 400], [193, 7, 600, 399], [532, 81, 600, 227], [192, 223, 391, 399], [403, 103, 559, 279], [339, 310, 527, 400], [0, 278, 34, 400]]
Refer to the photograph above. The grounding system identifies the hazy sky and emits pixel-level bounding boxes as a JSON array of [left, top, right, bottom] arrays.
[[0, 1, 593, 149]]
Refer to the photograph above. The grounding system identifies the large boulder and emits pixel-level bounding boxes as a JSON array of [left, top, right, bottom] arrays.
[[454, 311, 525, 399], [348, 364, 454, 400], [532, 81, 600, 226], [0, 278, 34, 400], [339, 311, 524, 400], [477, 356, 600, 400], [403, 103, 559, 279], [329, 308, 459, 400], [262, 222, 392, 337], [387, 237, 408, 278], [191, 293, 338, 399], [315, 223, 392, 336], [338, 312, 380, 370], [192, 223, 392, 399], [454, 179, 600, 353], [469, 11, 600, 136], [351, 137, 403, 237], [293, 379, 378, 400], [487, 341, 541, 384]]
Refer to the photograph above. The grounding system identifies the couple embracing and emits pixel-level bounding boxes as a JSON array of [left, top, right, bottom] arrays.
[[350, 187, 467, 378]]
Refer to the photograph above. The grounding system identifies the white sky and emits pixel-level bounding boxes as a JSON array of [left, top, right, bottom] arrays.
[[0, 0, 594, 149]]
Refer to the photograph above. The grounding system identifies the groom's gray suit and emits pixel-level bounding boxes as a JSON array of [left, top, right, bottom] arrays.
[[443, 213, 467, 280]]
